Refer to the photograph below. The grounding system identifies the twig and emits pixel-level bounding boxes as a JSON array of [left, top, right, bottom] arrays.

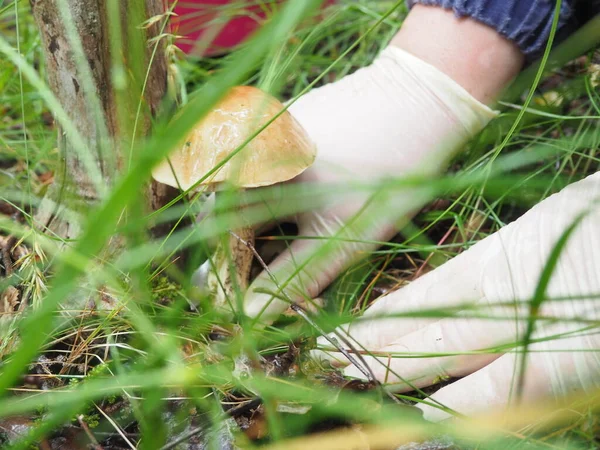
[[160, 391, 247, 450], [95, 405, 136, 450], [1, 236, 13, 276], [160, 425, 206, 450], [228, 230, 405, 405], [224, 397, 262, 417], [412, 225, 454, 280], [77, 414, 103, 450], [288, 303, 373, 381]]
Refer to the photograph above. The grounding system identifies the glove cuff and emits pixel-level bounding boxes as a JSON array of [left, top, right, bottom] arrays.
[[375, 45, 498, 138]]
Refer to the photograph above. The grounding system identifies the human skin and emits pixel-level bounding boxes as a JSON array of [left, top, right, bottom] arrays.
[[391, 4, 525, 103]]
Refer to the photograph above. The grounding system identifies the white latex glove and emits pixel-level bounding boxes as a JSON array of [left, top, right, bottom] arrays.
[[313, 171, 600, 422], [243, 45, 496, 322]]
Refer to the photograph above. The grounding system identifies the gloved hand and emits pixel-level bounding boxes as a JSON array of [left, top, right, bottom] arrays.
[[313, 171, 600, 422], [242, 44, 496, 322]]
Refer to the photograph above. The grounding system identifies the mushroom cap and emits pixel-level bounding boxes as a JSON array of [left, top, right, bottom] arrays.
[[152, 86, 317, 190]]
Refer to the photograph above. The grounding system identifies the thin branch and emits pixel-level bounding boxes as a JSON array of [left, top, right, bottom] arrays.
[[228, 230, 406, 405], [77, 414, 104, 450]]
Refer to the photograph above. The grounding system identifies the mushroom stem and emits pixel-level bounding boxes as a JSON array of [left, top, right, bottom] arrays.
[[207, 192, 254, 315]]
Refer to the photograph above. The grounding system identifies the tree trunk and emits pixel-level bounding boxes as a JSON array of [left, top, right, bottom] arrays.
[[30, 0, 177, 240]]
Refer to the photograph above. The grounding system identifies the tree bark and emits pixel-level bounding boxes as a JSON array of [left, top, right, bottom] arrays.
[[30, 0, 177, 240]]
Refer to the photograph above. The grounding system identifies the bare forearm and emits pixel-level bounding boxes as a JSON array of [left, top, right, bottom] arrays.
[[391, 4, 524, 104]]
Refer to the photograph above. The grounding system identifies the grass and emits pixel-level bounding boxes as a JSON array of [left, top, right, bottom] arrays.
[[0, 0, 599, 448]]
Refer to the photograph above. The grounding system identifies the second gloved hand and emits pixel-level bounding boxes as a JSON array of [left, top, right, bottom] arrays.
[[312, 171, 600, 422], [243, 45, 496, 322]]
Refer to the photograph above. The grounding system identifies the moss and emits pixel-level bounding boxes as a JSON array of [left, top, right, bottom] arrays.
[[151, 275, 181, 302], [81, 413, 100, 429]]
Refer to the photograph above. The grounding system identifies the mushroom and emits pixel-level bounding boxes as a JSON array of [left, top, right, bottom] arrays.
[[152, 86, 317, 313]]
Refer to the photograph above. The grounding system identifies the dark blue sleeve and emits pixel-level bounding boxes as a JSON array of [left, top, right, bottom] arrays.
[[406, 0, 592, 62]]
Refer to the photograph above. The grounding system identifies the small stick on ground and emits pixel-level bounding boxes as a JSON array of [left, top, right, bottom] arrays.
[[77, 414, 104, 450], [1, 236, 14, 276], [160, 425, 206, 450], [228, 230, 407, 405]]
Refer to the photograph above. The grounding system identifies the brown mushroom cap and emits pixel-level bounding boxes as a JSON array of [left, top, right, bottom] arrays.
[[152, 86, 317, 191]]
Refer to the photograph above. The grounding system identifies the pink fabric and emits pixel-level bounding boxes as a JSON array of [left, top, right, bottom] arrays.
[[171, 0, 334, 56]]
